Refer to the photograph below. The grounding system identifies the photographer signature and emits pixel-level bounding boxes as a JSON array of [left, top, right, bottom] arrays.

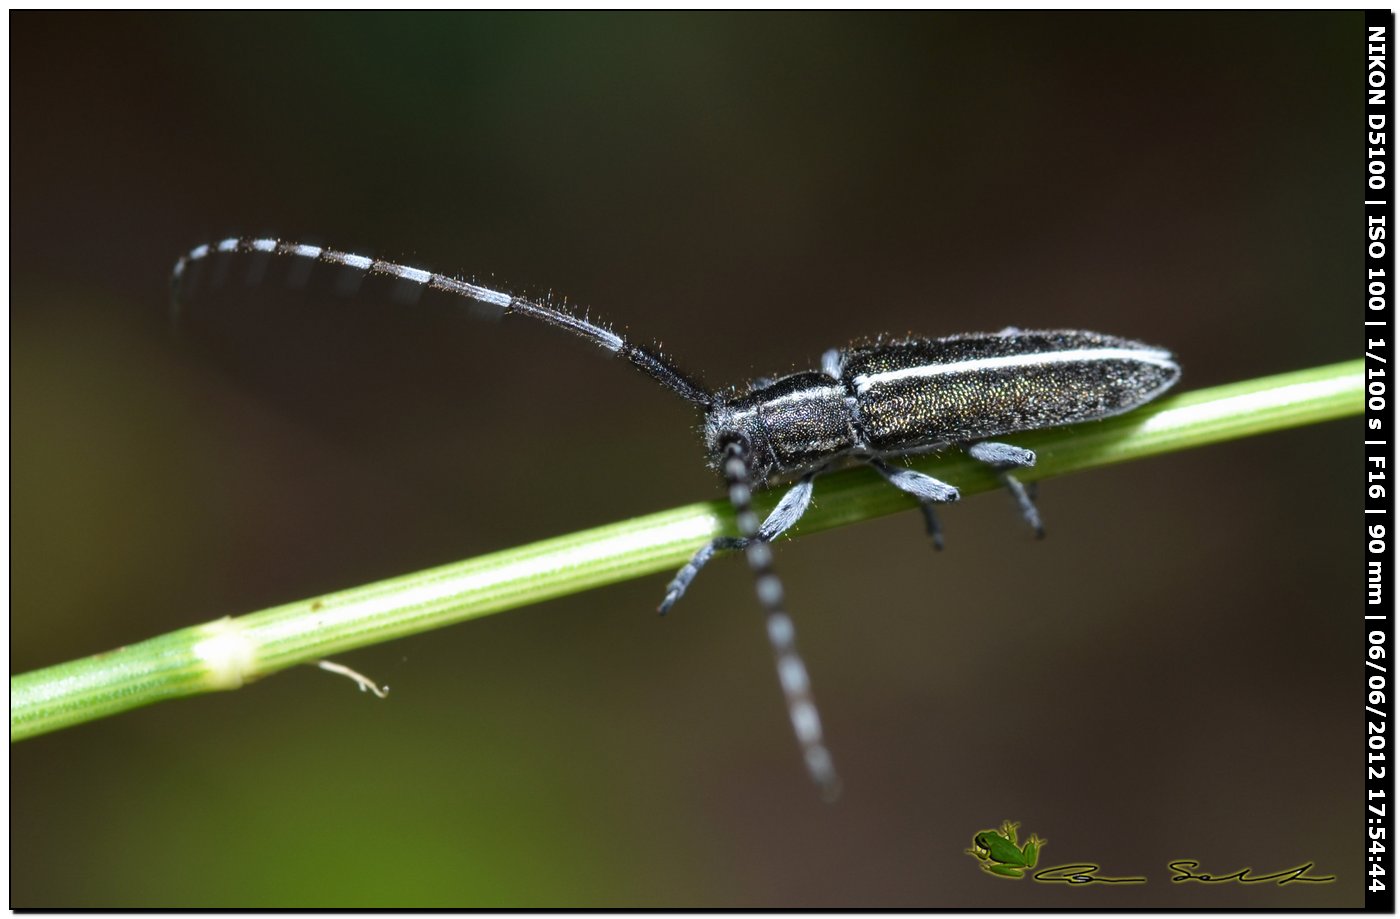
[[1027, 861, 1335, 886]]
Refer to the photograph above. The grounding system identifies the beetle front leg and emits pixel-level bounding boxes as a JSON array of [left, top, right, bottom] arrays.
[[657, 473, 816, 613], [658, 536, 746, 613]]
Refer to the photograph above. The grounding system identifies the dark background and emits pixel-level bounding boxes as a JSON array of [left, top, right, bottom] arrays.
[[12, 11, 1360, 907]]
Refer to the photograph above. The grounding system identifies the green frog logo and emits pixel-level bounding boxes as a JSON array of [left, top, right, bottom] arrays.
[[966, 820, 1046, 879]]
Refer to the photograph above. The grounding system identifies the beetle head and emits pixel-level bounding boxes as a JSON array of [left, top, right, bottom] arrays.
[[703, 400, 777, 486]]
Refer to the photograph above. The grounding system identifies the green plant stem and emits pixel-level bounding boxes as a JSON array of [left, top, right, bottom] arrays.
[[11, 359, 1363, 742]]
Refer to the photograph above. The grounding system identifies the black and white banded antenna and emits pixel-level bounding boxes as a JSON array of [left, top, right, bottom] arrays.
[[172, 237, 711, 408], [171, 236, 844, 797]]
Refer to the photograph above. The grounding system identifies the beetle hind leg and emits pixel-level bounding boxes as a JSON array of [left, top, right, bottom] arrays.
[[966, 442, 1044, 538], [1001, 474, 1045, 539]]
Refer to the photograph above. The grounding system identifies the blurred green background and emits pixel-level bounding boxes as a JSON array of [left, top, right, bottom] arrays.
[[12, 11, 1361, 907]]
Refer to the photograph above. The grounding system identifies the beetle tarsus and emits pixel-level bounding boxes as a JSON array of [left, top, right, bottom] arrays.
[[920, 503, 945, 551]]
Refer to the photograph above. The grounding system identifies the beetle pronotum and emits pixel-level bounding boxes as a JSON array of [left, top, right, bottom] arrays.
[[173, 237, 1181, 798]]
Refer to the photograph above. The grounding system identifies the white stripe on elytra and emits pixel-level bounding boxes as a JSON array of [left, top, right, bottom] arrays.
[[764, 384, 845, 409], [852, 346, 1178, 395]]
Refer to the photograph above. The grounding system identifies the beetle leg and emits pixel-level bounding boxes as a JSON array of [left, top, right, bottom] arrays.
[[869, 458, 960, 503], [658, 473, 816, 614], [820, 348, 843, 380], [657, 536, 746, 614], [869, 458, 959, 549], [918, 502, 944, 551], [1000, 473, 1044, 538], [967, 442, 1044, 538], [967, 441, 1035, 468]]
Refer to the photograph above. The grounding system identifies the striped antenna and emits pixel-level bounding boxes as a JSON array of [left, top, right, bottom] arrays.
[[172, 237, 713, 408], [719, 440, 841, 799]]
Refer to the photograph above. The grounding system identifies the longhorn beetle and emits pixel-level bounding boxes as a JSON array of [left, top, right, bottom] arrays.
[[172, 237, 1181, 799]]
